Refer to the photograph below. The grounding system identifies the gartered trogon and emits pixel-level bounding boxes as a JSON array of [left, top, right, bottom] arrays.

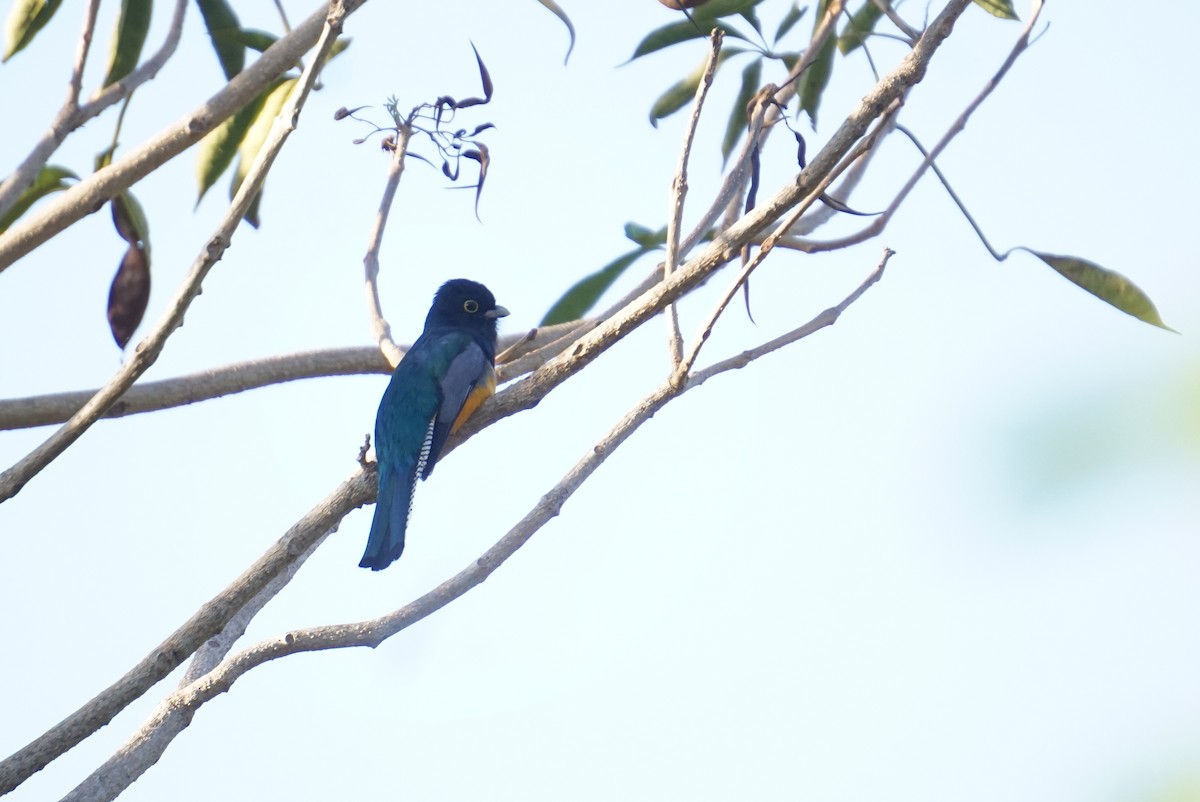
[[359, 279, 509, 571]]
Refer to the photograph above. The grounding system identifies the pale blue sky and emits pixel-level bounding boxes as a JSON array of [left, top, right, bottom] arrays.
[[1, 2, 1197, 801]]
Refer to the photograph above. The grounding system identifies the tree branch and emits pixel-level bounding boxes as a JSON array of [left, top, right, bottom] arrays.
[[0, 467, 374, 796], [0, 0, 363, 270], [664, 28, 723, 367], [362, 125, 413, 368], [0, 2, 359, 503]]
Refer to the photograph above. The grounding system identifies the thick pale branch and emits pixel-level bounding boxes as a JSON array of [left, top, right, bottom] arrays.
[[0, 3, 357, 503], [0, 0, 363, 271], [0, 324, 585, 432], [0, 348, 389, 431], [0, 469, 373, 796]]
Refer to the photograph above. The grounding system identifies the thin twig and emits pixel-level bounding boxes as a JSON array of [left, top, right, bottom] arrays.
[[689, 247, 893, 388], [67, 0, 102, 108], [0, 2, 358, 503], [664, 28, 724, 367], [363, 125, 413, 367], [869, 0, 921, 43], [0, 0, 188, 220]]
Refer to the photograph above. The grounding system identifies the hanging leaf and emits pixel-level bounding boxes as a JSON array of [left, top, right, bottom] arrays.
[[973, 0, 1018, 20], [797, 0, 836, 127], [195, 88, 270, 203], [228, 78, 294, 227], [102, 0, 152, 87], [721, 57, 762, 164], [541, 248, 651, 326], [773, 2, 805, 44], [2, 0, 61, 61], [107, 242, 151, 349], [0, 164, 76, 233], [533, 0, 575, 64], [1031, 251, 1174, 331], [649, 48, 741, 127], [837, 0, 883, 54], [195, 0, 244, 79]]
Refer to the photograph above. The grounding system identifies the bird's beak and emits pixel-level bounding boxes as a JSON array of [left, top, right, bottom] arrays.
[[485, 305, 510, 319]]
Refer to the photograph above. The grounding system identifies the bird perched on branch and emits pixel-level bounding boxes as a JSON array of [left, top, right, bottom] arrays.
[[360, 279, 509, 571]]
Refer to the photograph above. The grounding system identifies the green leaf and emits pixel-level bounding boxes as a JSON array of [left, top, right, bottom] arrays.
[[797, 0, 836, 127], [229, 78, 294, 227], [721, 57, 762, 163], [2, 0, 62, 61], [629, 18, 748, 62], [649, 48, 741, 127], [1031, 250, 1174, 331], [195, 0, 244, 79], [624, 222, 667, 249], [195, 87, 270, 203], [973, 0, 1019, 20], [541, 248, 650, 326], [837, 0, 884, 54], [772, 1, 806, 45], [534, 0, 575, 64], [111, 190, 150, 248], [103, 0, 152, 87], [0, 164, 76, 233]]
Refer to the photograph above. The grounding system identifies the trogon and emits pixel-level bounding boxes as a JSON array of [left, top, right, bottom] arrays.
[[359, 279, 509, 571]]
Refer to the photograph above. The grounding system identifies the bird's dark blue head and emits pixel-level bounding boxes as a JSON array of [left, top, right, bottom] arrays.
[[424, 279, 509, 350]]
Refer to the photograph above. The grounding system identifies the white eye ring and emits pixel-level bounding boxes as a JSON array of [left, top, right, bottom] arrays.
[[463, 299, 480, 313]]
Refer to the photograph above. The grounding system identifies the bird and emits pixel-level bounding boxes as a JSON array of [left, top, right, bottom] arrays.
[[359, 279, 509, 571]]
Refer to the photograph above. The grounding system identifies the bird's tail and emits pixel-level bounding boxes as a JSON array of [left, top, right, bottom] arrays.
[[359, 462, 415, 571]]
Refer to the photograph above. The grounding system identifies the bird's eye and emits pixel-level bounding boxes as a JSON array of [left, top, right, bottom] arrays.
[[463, 299, 480, 313]]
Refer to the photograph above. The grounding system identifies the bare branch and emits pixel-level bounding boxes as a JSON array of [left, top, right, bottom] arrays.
[[0, 0, 364, 271], [67, 0, 102, 108], [664, 28, 724, 367], [0, 467, 373, 796], [0, 0, 188, 220], [0, 348, 390, 431], [62, 529, 334, 802], [0, 2, 359, 503], [363, 125, 413, 368], [690, 247, 894, 389]]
